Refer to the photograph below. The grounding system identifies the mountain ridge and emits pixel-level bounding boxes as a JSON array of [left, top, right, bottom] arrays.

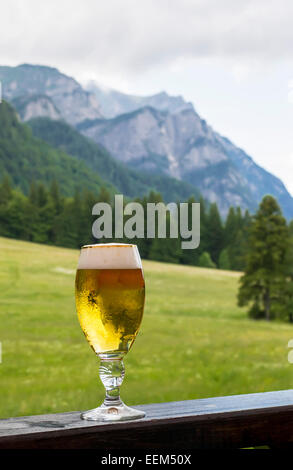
[[0, 100, 114, 196], [0, 64, 103, 125], [84, 81, 194, 118], [0, 63, 292, 217], [28, 116, 200, 203], [77, 102, 293, 217]]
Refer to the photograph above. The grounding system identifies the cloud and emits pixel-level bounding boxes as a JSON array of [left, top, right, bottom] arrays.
[[1, 0, 292, 195], [0, 0, 293, 79]]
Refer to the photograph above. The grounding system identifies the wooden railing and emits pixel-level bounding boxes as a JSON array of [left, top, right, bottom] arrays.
[[1, 389, 293, 449]]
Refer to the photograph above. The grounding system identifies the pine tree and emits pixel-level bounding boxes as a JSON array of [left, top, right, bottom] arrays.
[[238, 195, 289, 321], [139, 191, 164, 259], [36, 182, 48, 208], [149, 236, 182, 264], [148, 194, 181, 264], [97, 186, 112, 204], [0, 175, 12, 205], [281, 220, 293, 322], [49, 179, 63, 215], [218, 248, 231, 270], [73, 189, 93, 247], [205, 202, 223, 265], [0, 189, 26, 239], [228, 229, 247, 271], [224, 207, 251, 270], [224, 207, 238, 247], [28, 180, 38, 205], [198, 251, 216, 268]]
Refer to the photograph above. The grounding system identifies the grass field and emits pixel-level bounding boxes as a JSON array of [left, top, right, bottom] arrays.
[[0, 236, 293, 419]]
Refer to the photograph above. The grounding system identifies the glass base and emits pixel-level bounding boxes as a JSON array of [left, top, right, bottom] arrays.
[[81, 402, 145, 422]]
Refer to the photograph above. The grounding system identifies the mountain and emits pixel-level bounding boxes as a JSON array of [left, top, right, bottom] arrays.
[[28, 116, 200, 202], [85, 81, 194, 118], [0, 64, 103, 125], [1, 63, 293, 218], [78, 106, 293, 217], [0, 101, 114, 196]]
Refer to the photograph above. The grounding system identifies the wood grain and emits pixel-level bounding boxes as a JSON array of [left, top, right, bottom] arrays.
[[1, 390, 293, 449]]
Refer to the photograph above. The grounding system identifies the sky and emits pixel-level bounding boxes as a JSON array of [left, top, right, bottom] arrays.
[[1, 0, 293, 194]]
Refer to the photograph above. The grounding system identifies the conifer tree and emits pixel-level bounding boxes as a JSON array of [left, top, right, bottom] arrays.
[[0, 175, 12, 205], [198, 251, 216, 268], [49, 179, 63, 215], [205, 202, 223, 265], [281, 220, 293, 321], [218, 248, 231, 270], [238, 195, 289, 321], [224, 207, 237, 247]]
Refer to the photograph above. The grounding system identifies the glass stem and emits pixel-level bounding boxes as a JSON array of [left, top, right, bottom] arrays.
[[99, 354, 125, 408]]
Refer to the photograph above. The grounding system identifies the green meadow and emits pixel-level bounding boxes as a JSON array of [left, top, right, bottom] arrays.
[[0, 236, 292, 419]]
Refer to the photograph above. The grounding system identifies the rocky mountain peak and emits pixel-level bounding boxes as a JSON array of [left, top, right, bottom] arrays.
[[0, 64, 103, 125], [84, 81, 194, 118]]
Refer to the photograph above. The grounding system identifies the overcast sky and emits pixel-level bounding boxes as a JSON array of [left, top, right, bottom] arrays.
[[1, 0, 293, 194]]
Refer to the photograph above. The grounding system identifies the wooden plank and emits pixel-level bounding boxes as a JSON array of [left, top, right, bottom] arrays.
[[1, 390, 293, 449]]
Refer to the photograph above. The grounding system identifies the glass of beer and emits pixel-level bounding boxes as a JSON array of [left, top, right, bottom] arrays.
[[75, 243, 145, 421]]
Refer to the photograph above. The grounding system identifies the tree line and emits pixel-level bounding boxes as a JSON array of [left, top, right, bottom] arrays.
[[0, 177, 251, 271]]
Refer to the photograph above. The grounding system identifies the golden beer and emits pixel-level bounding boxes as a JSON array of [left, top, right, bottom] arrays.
[[75, 243, 146, 421], [75, 268, 145, 353]]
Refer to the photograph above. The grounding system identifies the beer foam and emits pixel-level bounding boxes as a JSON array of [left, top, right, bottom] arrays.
[[77, 243, 142, 269]]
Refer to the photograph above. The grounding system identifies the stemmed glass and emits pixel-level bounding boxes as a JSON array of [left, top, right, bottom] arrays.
[[75, 243, 145, 421]]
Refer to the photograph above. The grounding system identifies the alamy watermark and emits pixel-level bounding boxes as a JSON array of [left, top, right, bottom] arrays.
[[92, 195, 200, 249]]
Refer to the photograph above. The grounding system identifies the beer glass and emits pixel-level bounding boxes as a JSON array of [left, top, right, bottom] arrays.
[[75, 243, 145, 421]]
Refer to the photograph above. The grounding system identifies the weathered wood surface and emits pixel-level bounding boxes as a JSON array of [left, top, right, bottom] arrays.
[[1, 390, 293, 449]]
